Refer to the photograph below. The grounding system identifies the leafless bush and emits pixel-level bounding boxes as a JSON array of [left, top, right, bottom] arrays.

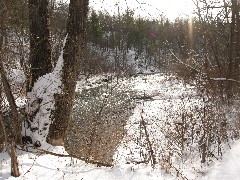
[[157, 85, 238, 177], [82, 47, 136, 76], [115, 75, 239, 179], [65, 84, 134, 165], [82, 48, 116, 75]]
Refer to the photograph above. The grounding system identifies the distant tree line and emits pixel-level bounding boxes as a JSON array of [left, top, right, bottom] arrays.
[[2, 1, 239, 83], [84, 1, 240, 97]]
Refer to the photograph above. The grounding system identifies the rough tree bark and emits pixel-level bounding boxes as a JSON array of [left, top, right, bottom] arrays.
[[28, 0, 52, 90], [47, 0, 89, 145]]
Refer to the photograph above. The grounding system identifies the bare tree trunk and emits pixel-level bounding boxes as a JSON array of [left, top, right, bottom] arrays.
[[0, 112, 9, 151], [47, 0, 89, 145], [1, 104, 21, 177], [0, 113, 20, 177], [0, 3, 21, 177], [0, 59, 22, 144], [10, 140, 20, 177], [28, 0, 52, 90], [225, 0, 240, 97], [228, 0, 237, 79], [0, 31, 21, 179], [0, 54, 21, 178]]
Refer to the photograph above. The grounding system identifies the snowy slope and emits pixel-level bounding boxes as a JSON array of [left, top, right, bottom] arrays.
[[0, 145, 167, 180], [1, 73, 239, 179]]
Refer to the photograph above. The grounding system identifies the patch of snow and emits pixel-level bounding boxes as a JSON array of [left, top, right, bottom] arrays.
[[7, 68, 26, 85], [203, 140, 240, 180], [0, 146, 166, 180]]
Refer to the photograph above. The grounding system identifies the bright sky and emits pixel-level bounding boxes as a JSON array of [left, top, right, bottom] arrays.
[[89, 0, 195, 20]]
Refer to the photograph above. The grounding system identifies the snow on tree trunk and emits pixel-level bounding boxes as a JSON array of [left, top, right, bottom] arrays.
[[25, 37, 66, 144]]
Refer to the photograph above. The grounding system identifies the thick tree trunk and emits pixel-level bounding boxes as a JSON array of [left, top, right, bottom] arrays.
[[47, 0, 89, 145], [28, 0, 52, 90]]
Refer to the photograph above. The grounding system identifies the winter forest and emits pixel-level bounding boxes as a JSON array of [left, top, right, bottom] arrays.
[[1, 0, 240, 179]]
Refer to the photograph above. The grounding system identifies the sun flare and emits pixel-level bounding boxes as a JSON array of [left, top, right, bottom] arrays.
[[90, 0, 195, 20]]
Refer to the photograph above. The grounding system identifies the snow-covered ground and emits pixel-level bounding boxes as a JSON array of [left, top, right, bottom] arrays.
[[1, 73, 240, 180], [203, 140, 240, 180]]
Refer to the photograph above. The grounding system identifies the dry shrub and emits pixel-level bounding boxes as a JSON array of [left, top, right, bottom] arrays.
[[154, 90, 232, 177], [173, 62, 199, 80], [82, 48, 116, 75], [65, 85, 134, 165], [172, 55, 240, 101]]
